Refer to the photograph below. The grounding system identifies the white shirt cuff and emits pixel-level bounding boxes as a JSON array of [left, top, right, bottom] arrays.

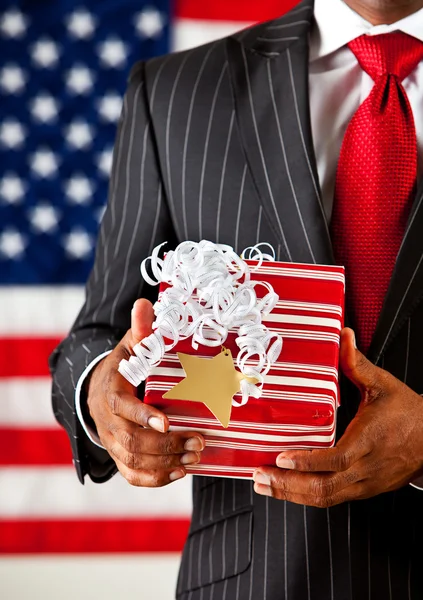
[[410, 479, 423, 491], [75, 350, 112, 450]]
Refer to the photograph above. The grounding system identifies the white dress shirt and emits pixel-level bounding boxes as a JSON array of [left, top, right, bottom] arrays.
[[310, 0, 423, 221], [76, 1, 423, 490]]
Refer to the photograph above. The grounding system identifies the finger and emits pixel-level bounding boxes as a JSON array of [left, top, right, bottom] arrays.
[[131, 298, 154, 345], [112, 423, 205, 456], [339, 328, 382, 394], [97, 428, 202, 469], [253, 480, 364, 508], [108, 438, 201, 470], [114, 458, 186, 488], [276, 411, 373, 473], [107, 389, 169, 432], [276, 447, 352, 472], [253, 467, 361, 499], [275, 432, 371, 472]]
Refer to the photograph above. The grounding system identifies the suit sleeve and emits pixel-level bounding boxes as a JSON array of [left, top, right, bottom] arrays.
[[49, 60, 178, 484]]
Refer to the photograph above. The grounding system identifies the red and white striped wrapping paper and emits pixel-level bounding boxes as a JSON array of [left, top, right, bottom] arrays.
[[144, 260, 345, 479]]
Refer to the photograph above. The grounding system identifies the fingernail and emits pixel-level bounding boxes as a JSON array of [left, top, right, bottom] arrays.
[[352, 332, 357, 349], [184, 437, 204, 451], [276, 456, 296, 470], [169, 469, 186, 482], [148, 416, 165, 432], [254, 482, 273, 497], [180, 452, 200, 465], [253, 471, 271, 485]]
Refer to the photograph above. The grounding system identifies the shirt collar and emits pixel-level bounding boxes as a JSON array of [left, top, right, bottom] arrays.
[[311, 0, 423, 62]]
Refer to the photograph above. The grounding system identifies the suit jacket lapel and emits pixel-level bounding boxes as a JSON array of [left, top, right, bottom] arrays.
[[369, 180, 423, 364], [227, 0, 422, 361], [226, 0, 334, 265]]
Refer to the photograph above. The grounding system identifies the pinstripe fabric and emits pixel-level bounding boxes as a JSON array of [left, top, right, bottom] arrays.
[[50, 0, 423, 597]]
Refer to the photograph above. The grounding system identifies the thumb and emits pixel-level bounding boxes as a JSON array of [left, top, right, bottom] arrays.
[[339, 328, 379, 393], [131, 298, 154, 344]]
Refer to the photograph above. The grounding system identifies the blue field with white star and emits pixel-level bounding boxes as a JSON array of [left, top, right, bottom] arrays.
[[0, 1, 170, 283]]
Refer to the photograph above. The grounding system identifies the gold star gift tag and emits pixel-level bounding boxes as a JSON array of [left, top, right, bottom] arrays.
[[163, 348, 257, 428]]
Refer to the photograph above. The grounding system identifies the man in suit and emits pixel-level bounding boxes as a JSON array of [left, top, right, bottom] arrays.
[[50, 0, 423, 597]]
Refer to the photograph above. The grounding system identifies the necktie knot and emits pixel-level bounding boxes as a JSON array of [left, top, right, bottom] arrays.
[[348, 32, 423, 82]]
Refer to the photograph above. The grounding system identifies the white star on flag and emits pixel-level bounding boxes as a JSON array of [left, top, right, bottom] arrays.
[[66, 65, 94, 95], [0, 8, 29, 38], [64, 175, 94, 205], [134, 8, 165, 38], [65, 120, 94, 150], [66, 9, 97, 39], [0, 174, 26, 204], [0, 64, 26, 94], [96, 148, 114, 177], [0, 120, 26, 149], [0, 228, 26, 259], [31, 38, 60, 68], [29, 93, 59, 123], [29, 204, 60, 233], [30, 149, 59, 178], [97, 93, 122, 122], [63, 229, 93, 259], [97, 38, 128, 68]]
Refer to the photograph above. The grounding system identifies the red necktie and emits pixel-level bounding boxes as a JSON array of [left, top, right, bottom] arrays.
[[331, 32, 423, 353]]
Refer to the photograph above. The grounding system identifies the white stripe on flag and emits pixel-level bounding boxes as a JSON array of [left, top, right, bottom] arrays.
[[172, 19, 250, 52], [0, 379, 58, 427], [0, 467, 192, 517], [1, 287, 85, 335], [0, 555, 181, 600]]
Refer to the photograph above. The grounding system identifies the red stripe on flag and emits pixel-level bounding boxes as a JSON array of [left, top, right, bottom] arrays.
[[0, 337, 61, 378], [174, 0, 300, 22], [0, 518, 190, 553], [0, 429, 72, 466]]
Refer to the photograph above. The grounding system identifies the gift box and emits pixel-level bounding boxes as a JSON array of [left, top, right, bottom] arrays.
[[136, 252, 345, 480]]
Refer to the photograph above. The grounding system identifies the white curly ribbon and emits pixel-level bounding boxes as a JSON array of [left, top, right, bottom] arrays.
[[118, 241, 283, 407]]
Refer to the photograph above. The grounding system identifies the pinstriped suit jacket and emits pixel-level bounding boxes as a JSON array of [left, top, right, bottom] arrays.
[[50, 0, 423, 597]]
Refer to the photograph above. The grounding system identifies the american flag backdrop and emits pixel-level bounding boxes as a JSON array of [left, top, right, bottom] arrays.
[[0, 1, 299, 597]]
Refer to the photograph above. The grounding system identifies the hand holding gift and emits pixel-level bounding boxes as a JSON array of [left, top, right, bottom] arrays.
[[254, 327, 423, 506], [85, 298, 205, 487]]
